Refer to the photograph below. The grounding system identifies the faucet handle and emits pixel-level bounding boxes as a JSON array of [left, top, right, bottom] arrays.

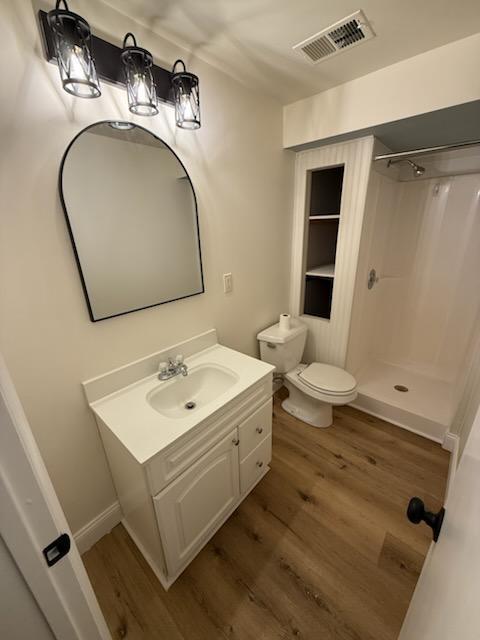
[[174, 354, 184, 365], [158, 361, 168, 373]]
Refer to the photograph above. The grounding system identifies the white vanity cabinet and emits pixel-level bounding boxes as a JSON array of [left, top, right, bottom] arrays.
[[95, 373, 273, 589]]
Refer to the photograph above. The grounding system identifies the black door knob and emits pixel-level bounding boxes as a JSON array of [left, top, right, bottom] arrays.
[[407, 497, 445, 542]]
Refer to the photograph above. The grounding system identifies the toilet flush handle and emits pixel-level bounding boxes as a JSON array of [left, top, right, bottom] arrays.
[[266, 342, 276, 349]]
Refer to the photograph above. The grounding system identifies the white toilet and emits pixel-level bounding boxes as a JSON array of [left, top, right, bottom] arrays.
[[257, 319, 357, 428]]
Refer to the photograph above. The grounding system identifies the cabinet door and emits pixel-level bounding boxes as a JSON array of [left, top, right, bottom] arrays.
[[153, 429, 240, 577]]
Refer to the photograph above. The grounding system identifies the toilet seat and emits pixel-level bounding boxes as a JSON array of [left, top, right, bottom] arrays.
[[299, 363, 357, 395], [285, 363, 357, 405]]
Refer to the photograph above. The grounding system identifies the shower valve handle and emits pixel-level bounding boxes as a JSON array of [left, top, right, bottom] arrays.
[[367, 268, 379, 290]]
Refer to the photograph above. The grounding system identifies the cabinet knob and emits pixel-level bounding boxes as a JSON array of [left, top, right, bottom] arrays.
[[256, 427, 263, 434], [256, 461, 264, 468], [232, 438, 239, 446]]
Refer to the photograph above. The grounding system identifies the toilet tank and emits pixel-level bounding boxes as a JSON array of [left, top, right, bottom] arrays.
[[257, 319, 307, 373]]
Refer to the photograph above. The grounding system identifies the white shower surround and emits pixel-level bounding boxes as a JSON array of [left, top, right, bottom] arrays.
[[348, 158, 480, 441]]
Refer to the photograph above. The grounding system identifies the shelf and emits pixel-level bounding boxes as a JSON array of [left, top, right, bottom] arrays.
[[303, 165, 344, 320], [305, 264, 335, 278], [304, 277, 333, 319], [309, 165, 344, 216]]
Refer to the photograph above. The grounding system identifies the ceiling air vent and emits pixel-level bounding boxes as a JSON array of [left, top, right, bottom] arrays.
[[293, 10, 375, 64]]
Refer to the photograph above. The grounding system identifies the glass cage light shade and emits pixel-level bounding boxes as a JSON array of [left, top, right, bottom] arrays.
[[47, 0, 100, 98], [171, 60, 201, 130], [121, 33, 158, 117]]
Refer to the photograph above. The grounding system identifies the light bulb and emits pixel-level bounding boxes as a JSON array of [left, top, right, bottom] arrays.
[[180, 95, 195, 122], [134, 74, 150, 105]]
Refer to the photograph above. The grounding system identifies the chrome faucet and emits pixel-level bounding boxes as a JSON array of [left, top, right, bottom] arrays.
[[158, 355, 188, 380]]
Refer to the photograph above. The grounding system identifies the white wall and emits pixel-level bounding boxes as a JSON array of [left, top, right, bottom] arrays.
[[0, 0, 293, 533], [289, 137, 373, 366], [284, 33, 480, 149]]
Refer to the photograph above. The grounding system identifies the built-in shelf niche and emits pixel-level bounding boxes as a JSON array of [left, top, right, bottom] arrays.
[[303, 164, 344, 319]]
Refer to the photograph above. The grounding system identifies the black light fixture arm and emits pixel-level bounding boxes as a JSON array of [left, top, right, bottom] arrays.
[[172, 59, 186, 73], [122, 32, 137, 49]]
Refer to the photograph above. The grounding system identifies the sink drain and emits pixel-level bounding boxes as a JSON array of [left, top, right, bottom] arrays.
[[185, 401, 196, 410], [394, 385, 409, 393]]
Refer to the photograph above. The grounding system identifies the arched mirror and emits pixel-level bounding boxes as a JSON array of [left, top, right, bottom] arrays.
[[60, 121, 204, 321]]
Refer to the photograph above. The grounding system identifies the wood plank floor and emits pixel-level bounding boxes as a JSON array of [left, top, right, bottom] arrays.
[[83, 391, 449, 640]]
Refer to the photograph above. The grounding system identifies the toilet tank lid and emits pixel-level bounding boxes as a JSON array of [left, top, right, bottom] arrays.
[[257, 319, 307, 344]]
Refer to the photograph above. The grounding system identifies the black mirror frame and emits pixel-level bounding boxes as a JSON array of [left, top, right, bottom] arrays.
[[59, 120, 205, 322]]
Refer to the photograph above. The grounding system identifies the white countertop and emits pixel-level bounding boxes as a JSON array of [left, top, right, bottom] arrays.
[[89, 344, 274, 464]]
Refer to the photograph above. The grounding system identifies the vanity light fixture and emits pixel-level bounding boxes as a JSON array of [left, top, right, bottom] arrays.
[[121, 33, 158, 117], [47, 0, 100, 98], [40, 6, 202, 129], [171, 60, 201, 129]]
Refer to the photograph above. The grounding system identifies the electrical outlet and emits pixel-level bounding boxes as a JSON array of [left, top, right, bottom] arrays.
[[223, 273, 233, 294]]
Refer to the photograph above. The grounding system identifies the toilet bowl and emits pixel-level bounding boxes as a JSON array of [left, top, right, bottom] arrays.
[[257, 319, 357, 428], [283, 363, 357, 428]]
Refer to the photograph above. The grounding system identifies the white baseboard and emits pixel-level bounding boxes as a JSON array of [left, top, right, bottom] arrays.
[[442, 431, 460, 502], [442, 431, 458, 453], [74, 501, 122, 554]]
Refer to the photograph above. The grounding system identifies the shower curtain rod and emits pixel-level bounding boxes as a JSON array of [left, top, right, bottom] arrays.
[[374, 139, 480, 162]]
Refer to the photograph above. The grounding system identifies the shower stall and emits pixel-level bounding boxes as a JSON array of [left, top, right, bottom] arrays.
[[347, 141, 480, 442]]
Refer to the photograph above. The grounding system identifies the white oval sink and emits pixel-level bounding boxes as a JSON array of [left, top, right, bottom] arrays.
[[147, 364, 239, 419]]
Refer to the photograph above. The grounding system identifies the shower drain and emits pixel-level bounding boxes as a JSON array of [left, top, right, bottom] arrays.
[[184, 401, 196, 410], [394, 385, 409, 393]]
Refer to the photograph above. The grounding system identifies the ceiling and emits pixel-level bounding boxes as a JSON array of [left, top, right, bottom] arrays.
[[105, 0, 480, 104]]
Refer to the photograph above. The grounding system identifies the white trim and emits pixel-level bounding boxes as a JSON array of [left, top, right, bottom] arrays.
[[349, 402, 443, 443], [442, 431, 458, 453], [74, 501, 123, 554], [442, 432, 460, 502], [0, 354, 110, 640]]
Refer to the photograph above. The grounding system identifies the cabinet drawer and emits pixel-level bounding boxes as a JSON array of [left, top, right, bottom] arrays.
[[240, 435, 271, 495], [238, 398, 272, 461]]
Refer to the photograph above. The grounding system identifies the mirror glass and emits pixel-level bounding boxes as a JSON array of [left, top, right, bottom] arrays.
[[60, 121, 204, 321]]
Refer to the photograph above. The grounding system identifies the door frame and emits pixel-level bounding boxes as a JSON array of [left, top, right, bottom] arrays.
[[0, 354, 110, 640]]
